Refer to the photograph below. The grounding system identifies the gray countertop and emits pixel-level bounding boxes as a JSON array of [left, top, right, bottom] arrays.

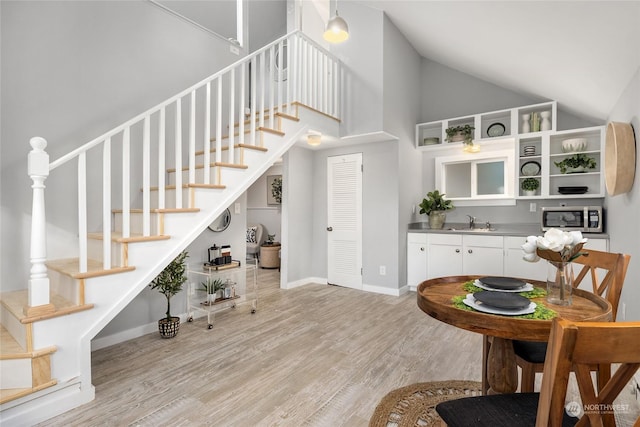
[[407, 222, 608, 238]]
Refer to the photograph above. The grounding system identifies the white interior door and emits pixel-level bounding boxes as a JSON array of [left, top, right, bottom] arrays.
[[327, 153, 362, 289]]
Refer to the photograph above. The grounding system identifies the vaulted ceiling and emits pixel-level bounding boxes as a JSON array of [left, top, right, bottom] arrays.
[[353, 0, 640, 123]]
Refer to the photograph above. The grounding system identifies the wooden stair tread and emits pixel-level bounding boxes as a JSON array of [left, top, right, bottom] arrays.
[[210, 126, 282, 142], [112, 208, 200, 214], [87, 232, 171, 243], [46, 258, 135, 279], [293, 101, 341, 122], [257, 126, 285, 136], [147, 184, 226, 191], [0, 380, 58, 405], [167, 163, 248, 173], [230, 109, 299, 128], [0, 290, 94, 324], [195, 144, 268, 156]]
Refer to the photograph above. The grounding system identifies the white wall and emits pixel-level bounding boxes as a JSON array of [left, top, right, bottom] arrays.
[[605, 67, 640, 321]]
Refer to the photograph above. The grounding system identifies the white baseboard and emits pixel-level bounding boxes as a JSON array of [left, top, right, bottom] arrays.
[[91, 313, 190, 351], [363, 283, 408, 296], [284, 277, 326, 289]]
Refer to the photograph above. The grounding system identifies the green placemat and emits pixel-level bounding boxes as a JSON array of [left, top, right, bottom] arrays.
[[454, 280, 557, 320]]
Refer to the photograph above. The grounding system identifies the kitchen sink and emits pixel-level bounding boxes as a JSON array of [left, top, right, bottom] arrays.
[[446, 226, 497, 232]]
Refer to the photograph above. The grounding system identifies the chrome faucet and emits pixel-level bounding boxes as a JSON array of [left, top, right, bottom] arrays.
[[467, 215, 476, 229]]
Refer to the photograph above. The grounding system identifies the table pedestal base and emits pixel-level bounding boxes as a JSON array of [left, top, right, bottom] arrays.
[[486, 337, 518, 394]]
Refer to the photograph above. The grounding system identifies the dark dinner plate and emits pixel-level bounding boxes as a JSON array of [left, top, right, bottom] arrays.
[[479, 276, 527, 290], [473, 291, 531, 310], [558, 186, 588, 195]]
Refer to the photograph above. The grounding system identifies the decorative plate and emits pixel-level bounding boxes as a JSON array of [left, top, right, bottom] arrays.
[[473, 291, 531, 310], [487, 122, 506, 137], [463, 294, 536, 316], [474, 280, 533, 293], [558, 186, 588, 195], [479, 276, 527, 290], [520, 161, 541, 176]]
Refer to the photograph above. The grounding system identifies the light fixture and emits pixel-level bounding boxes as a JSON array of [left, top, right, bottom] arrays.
[[463, 143, 480, 153], [323, 7, 349, 44], [307, 131, 322, 146]]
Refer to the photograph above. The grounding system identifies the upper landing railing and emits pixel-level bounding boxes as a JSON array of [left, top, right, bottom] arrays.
[[26, 31, 342, 311]]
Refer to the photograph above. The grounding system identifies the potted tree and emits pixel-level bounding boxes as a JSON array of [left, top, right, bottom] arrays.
[[149, 250, 188, 338], [419, 190, 454, 229], [445, 124, 475, 146], [521, 178, 540, 196]]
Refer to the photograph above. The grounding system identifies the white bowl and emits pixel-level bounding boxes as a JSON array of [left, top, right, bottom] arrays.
[[562, 138, 587, 153]]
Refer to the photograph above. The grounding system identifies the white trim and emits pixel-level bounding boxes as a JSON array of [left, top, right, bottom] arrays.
[[363, 283, 409, 296], [284, 277, 327, 289], [91, 314, 189, 351]]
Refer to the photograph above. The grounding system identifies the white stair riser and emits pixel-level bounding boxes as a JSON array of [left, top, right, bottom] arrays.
[[87, 240, 126, 269], [113, 212, 162, 235], [168, 167, 247, 187], [0, 358, 32, 389], [149, 188, 190, 210], [194, 147, 265, 165], [0, 305, 27, 350], [49, 270, 81, 305]]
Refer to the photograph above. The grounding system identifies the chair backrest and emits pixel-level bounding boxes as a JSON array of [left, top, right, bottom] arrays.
[[535, 318, 640, 427], [572, 249, 631, 320], [248, 223, 264, 245]]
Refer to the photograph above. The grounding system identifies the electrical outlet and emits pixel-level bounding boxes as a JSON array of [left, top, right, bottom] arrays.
[[379, 266, 386, 276], [235, 202, 241, 214], [529, 202, 536, 213]]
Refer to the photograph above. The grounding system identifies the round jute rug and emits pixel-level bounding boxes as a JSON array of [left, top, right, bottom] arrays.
[[369, 380, 483, 427]]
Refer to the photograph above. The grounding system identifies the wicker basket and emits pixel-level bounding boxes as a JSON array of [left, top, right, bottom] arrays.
[[536, 243, 584, 263], [158, 317, 180, 338]]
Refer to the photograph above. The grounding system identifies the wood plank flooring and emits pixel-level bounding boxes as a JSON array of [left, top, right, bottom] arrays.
[[36, 270, 639, 426]]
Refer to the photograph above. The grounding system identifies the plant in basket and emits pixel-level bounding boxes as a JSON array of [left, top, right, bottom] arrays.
[[149, 250, 188, 338]]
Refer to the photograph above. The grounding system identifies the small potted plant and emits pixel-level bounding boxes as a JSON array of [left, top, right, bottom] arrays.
[[419, 190, 454, 229], [201, 277, 225, 304], [554, 153, 596, 174], [149, 250, 188, 338], [445, 124, 475, 146], [521, 178, 540, 196]]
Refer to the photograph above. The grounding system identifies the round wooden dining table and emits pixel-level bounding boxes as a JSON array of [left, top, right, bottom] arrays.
[[417, 275, 612, 394]]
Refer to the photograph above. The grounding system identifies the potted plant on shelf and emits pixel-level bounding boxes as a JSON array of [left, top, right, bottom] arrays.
[[419, 190, 454, 229], [554, 153, 596, 174], [201, 277, 225, 304], [445, 124, 475, 146], [521, 178, 540, 196], [149, 250, 188, 338]]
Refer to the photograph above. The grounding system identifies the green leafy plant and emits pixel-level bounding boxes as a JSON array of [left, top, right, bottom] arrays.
[[554, 153, 596, 174], [201, 277, 225, 294], [445, 124, 475, 145], [149, 250, 188, 321], [419, 190, 454, 215], [521, 178, 540, 191]]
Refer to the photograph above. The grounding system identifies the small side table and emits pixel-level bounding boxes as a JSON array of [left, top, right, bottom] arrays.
[[260, 243, 281, 269]]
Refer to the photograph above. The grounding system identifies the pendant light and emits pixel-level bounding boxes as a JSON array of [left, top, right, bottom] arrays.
[[323, 3, 349, 44]]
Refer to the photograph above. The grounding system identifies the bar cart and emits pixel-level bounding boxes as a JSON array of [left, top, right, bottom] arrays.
[[186, 259, 257, 329]]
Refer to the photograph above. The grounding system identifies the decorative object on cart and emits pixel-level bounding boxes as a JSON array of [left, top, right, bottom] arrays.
[[208, 208, 231, 232], [445, 125, 474, 145], [149, 250, 188, 338], [561, 137, 587, 153], [554, 153, 596, 174], [267, 175, 282, 205], [521, 178, 540, 196], [521, 228, 587, 306], [605, 121, 637, 196], [418, 190, 454, 230], [201, 277, 225, 304], [266, 233, 276, 244], [208, 244, 232, 266]]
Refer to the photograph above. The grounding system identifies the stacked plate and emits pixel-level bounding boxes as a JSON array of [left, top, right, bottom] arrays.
[[463, 277, 536, 315], [523, 146, 536, 156]]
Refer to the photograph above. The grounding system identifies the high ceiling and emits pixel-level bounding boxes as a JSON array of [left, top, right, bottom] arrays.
[[352, 0, 640, 122]]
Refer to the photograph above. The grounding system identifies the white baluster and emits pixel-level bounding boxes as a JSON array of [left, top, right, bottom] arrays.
[[78, 152, 87, 273], [142, 116, 150, 236], [204, 82, 211, 184], [277, 41, 283, 116], [285, 38, 291, 115], [175, 98, 183, 208], [259, 51, 266, 130], [239, 64, 246, 146], [158, 109, 166, 209], [269, 45, 275, 130], [102, 137, 111, 270], [26, 137, 53, 315], [122, 127, 131, 238], [216, 77, 222, 165], [228, 70, 235, 164], [250, 57, 257, 146], [189, 90, 196, 184]]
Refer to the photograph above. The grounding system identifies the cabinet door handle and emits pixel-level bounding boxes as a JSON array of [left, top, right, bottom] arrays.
[[327, 226, 333, 231], [420, 247, 425, 251], [455, 249, 460, 253], [468, 249, 473, 254]]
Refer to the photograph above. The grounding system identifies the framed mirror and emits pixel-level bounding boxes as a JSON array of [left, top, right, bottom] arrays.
[[208, 208, 231, 232]]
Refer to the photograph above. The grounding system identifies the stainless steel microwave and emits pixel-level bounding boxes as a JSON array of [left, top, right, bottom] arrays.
[[541, 206, 603, 233]]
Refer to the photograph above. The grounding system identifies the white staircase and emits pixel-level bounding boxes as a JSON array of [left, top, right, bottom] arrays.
[[0, 31, 341, 426]]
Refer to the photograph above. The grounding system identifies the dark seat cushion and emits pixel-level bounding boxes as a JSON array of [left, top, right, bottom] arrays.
[[513, 339, 548, 364], [436, 392, 577, 427]]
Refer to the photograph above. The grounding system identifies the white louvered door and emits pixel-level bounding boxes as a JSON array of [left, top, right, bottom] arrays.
[[327, 153, 362, 290]]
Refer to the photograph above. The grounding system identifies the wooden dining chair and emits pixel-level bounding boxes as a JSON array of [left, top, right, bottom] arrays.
[[437, 318, 640, 427], [481, 249, 631, 395]]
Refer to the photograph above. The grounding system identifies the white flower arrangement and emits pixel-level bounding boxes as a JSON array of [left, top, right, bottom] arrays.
[[522, 228, 588, 263]]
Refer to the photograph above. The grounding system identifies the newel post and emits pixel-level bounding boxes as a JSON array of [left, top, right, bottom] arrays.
[[26, 137, 55, 317]]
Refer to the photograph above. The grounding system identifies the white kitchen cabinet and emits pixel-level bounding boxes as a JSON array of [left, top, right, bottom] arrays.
[[426, 234, 504, 279], [407, 233, 428, 290]]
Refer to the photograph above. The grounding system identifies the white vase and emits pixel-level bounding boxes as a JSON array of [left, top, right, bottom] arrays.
[[540, 111, 552, 131], [521, 114, 531, 133], [523, 190, 536, 197], [428, 211, 447, 229]]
